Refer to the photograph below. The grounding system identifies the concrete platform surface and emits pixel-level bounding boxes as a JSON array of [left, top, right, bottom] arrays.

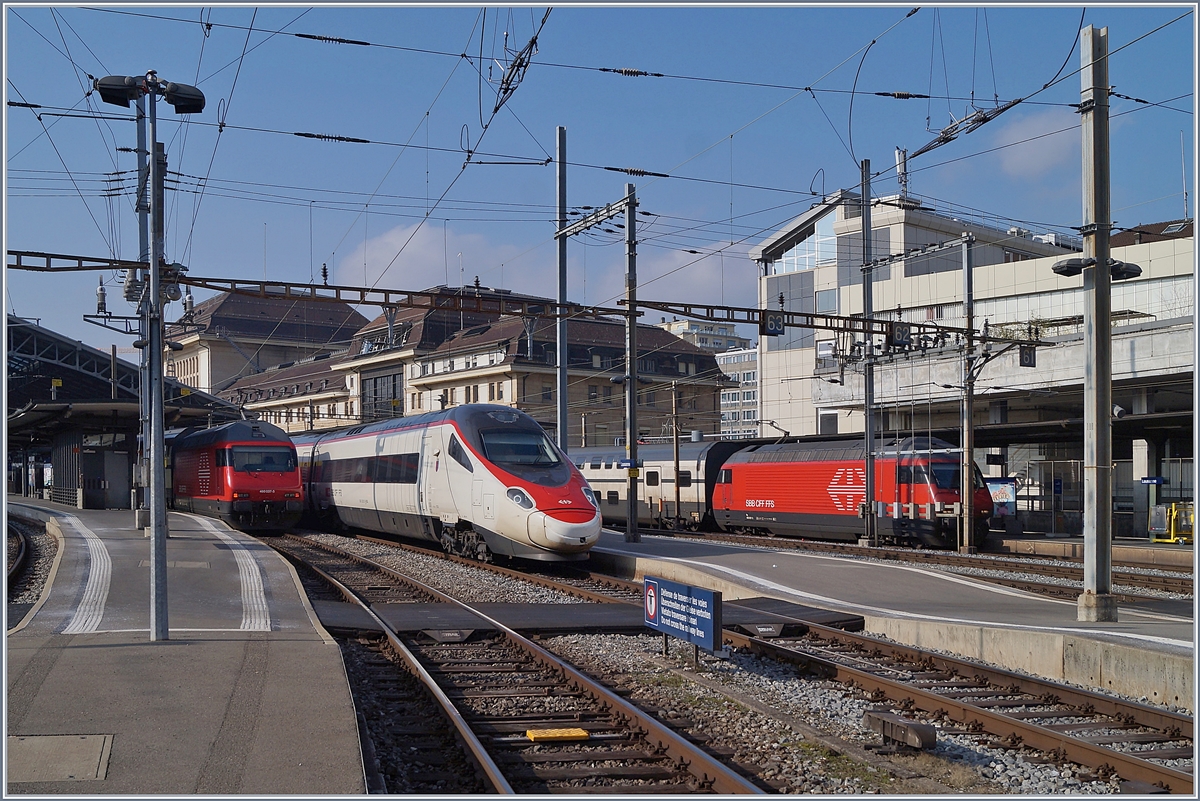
[[591, 530, 1195, 711], [6, 498, 365, 795]]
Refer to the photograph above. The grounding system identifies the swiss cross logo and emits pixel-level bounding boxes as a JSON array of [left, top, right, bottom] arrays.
[[644, 580, 659, 625], [827, 468, 865, 511]]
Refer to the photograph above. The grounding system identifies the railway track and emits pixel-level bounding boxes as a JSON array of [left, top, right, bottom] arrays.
[[270, 534, 763, 794], [7, 522, 29, 585], [725, 625, 1194, 795], [335, 533, 1193, 794], [661, 530, 1193, 597]]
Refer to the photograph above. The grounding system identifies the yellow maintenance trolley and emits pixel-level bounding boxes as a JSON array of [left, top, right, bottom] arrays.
[[1149, 502, 1194, 544]]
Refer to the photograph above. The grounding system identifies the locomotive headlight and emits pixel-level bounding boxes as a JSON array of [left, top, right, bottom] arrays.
[[582, 487, 599, 509], [506, 487, 534, 509]]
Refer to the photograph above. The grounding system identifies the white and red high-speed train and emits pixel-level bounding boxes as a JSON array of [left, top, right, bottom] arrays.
[[291, 405, 602, 561]]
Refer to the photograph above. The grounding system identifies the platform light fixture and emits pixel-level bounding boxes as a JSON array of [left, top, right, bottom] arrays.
[[1051, 256, 1141, 281]]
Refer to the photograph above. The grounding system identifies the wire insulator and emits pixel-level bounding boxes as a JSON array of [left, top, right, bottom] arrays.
[[294, 33, 370, 46], [294, 132, 371, 144]]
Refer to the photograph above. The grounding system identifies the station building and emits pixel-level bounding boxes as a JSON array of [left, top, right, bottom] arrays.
[[7, 315, 240, 509], [750, 192, 1193, 536], [218, 285, 727, 447], [166, 290, 367, 394]]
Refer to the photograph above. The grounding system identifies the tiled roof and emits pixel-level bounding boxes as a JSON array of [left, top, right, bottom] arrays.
[[171, 291, 368, 344], [220, 351, 346, 401], [1110, 220, 1193, 247]]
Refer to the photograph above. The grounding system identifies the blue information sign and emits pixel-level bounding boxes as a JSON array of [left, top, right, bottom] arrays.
[[643, 576, 722, 652], [1141, 476, 1167, 485], [1053, 478, 1063, 495]]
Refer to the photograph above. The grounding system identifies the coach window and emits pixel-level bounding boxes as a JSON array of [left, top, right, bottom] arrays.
[[646, 471, 659, 487], [677, 470, 692, 488], [607, 491, 620, 505], [590, 457, 601, 470]]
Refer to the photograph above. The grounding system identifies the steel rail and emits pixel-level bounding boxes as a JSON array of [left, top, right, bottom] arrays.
[[274, 536, 514, 794], [7, 523, 29, 585], [281, 535, 764, 794]]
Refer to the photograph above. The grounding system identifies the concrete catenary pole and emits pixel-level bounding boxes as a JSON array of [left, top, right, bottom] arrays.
[[860, 160, 876, 545], [555, 126, 569, 452], [624, 183, 640, 543], [147, 80, 170, 641], [1078, 26, 1117, 622]]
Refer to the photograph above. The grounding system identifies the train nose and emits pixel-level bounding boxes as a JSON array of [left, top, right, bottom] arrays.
[[531, 508, 602, 550]]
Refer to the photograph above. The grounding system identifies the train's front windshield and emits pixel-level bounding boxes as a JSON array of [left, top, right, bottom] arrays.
[[479, 430, 561, 466], [929, 462, 985, 490], [231, 446, 296, 472]]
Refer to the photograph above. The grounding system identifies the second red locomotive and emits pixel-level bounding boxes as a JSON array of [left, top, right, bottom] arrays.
[[167, 420, 303, 532]]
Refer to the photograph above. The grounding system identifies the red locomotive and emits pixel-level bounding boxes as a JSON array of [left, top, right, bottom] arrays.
[[712, 437, 993, 547], [167, 420, 303, 532]]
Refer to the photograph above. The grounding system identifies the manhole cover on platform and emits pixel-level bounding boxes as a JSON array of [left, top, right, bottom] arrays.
[[7, 734, 112, 782]]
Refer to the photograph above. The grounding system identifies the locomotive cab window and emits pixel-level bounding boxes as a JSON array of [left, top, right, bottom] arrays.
[[480, 430, 560, 466], [897, 464, 929, 484], [677, 470, 692, 488], [447, 434, 474, 472], [231, 446, 295, 472], [717, 468, 732, 484]]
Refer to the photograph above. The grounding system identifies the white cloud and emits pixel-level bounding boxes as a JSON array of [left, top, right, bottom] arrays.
[[991, 107, 1080, 181]]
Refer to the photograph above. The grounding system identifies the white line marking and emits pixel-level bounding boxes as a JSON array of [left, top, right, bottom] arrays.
[[61, 517, 111, 635], [178, 514, 271, 632]]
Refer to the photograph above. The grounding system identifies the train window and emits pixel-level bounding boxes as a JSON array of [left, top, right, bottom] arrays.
[[928, 463, 961, 490], [606, 491, 620, 505], [717, 469, 732, 484], [376, 453, 419, 484], [231, 446, 296, 472], [677, 470, 692, 488], [897, 465, 928, 484], [447, 435, 474, 473], [215, 449, 230, 467], [480, 430, 560, 466], [646, 471, 659, 487], [590, 458, 602, 470], [603, 461, 612, 470]]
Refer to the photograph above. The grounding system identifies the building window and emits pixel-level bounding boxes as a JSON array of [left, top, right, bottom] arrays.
[[818, 411, 838, 435], [542, 385, 553, 402], [744, 410, 757, 421], [471, 385, 480, 403], [603, 385, 613, 404], [588, 385, 599, 403], [816, 288, 837, 314], [742, 371, 757, 383], [742, 390, 757, 402], [775, 212, 837, 274]]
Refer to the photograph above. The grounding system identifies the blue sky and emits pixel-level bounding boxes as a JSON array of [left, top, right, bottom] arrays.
[[4, 4, 1195, 355]]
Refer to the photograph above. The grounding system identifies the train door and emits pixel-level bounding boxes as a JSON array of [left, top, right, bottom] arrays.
[[715, 468, 733, 518], [375, 433, 419, 536], [420, 425, 455, 527], [644, 469, 660, 525]]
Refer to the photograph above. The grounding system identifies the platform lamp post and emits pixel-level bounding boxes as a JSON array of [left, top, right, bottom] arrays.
[[94, 72, 205, 642]]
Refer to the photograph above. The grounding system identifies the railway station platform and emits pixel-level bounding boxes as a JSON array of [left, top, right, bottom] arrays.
[[985, 532, 1193, 569], [5, 497, 364, 795], [591, 530, 1195, 712]]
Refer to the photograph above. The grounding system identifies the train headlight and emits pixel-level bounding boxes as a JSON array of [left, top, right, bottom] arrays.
[[506, 487, 534, 509], [582, 487, 599, 509]]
